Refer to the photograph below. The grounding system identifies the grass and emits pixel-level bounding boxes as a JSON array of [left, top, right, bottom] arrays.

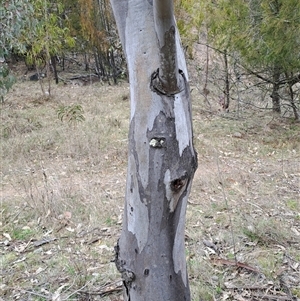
[[1, 73, 299, 301]]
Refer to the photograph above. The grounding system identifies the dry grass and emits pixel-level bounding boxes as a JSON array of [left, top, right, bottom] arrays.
[[188, 109, 300, 300], [1, 80, 129, 300], [1, 75, 299, 301]]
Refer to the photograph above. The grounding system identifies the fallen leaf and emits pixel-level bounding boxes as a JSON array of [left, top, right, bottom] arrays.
[[52, 284, 68, 301], [64, 211, 72, 219], [234, 294, 247, 301], [291, 227, 300, 236], [3, 233, 12, 241], [35, 267, 44, 275], [45, 209, 51, 218]]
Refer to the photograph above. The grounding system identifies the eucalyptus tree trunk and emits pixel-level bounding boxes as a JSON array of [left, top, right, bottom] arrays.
[[110, 1, 197, 300]]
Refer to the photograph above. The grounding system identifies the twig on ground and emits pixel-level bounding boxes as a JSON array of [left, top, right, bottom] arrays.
[[10, 288, 50, 299], [78, 279, 123, 296]]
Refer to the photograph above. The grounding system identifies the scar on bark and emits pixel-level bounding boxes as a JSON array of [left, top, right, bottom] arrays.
[[114, 241, 135, 287], [149, 137, 166, 148], [150, 68, 185, 96], [171, 178, 187, 192]]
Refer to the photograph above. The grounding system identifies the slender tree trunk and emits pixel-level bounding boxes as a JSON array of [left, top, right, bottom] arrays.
[[50, 55, 58, 84], [223, 50, 230, 110], [84, 52, 89, 71], [110, 0, 197, 300], [289, 87, 299, 120], [271, 66, 281, 113], [285, 72, 299, 120], [202, 35, 210, 96], [93, 49, 102, 78]]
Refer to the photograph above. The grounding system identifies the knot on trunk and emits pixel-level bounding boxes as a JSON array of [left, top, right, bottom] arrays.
[[150, 68, 185, 96], [171, 178, 187, 192]]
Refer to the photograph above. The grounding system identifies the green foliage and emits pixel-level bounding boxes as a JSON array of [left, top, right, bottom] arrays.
[[175, 0, 203, 57], [179, 0, 300, 71], [0, 0, 34, 55], [243, 227, 259, 242], [12, 227, 34, 240], [0, 0, 75, 97], [57, 104, 85, 125], [0, 64, 16, 102], [78, 0, 113, 49], [25, 0, 75, 65], [0, 0, 34, 98], [1, 0, 123, 93], [178, 0, 300, 116], [286, 199, 299, 212]]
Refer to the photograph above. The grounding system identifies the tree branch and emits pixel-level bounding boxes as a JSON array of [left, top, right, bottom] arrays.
[[153, 0, 181, 94]]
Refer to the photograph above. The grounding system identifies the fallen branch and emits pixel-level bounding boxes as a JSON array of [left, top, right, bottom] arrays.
[[33, 236, 57, 247], [210, 257, 260, 273], [251, 292, 293, 300], [9, 288, 49, 300], [78, 280, 123, 296]]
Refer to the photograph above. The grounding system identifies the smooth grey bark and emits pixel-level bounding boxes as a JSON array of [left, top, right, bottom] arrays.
[[110, 1, 197, 300]]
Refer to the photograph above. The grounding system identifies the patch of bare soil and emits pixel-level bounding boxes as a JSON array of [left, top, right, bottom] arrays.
[[1, 74, 299, 301]]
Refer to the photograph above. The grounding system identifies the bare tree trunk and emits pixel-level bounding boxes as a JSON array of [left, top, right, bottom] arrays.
[[110, 0, 197, 300], [285, 72, 299, 120], [271, 66, 281, 113], [50, 55, 58, 84], [223, 50, 230, 110], [202, 36, 210, 97]]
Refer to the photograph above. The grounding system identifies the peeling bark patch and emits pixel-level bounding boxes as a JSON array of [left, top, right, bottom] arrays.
[[174, 95, 189, 156], [164, 169, 172, 202], [127, 194, 148, 252], [127, 154, 149, 252], [173, 193, 189, 287]]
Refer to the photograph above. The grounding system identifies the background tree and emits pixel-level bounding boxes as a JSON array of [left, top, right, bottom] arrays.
[[1, 0, 75, 96], [0, 0, 33, 100], [178, 0, 300, 118], [110, 0, 197, 300], [63, 0, 124, 83], [23, 0, 75, 95], [78, 0, 122, 82], [1, 0, 125, 96]]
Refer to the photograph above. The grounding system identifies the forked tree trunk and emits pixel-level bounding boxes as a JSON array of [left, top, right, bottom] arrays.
[[110, 1, 197, 300]]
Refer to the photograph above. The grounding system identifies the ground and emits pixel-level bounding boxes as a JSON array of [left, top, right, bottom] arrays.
[[1, 73, 300, 300]]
